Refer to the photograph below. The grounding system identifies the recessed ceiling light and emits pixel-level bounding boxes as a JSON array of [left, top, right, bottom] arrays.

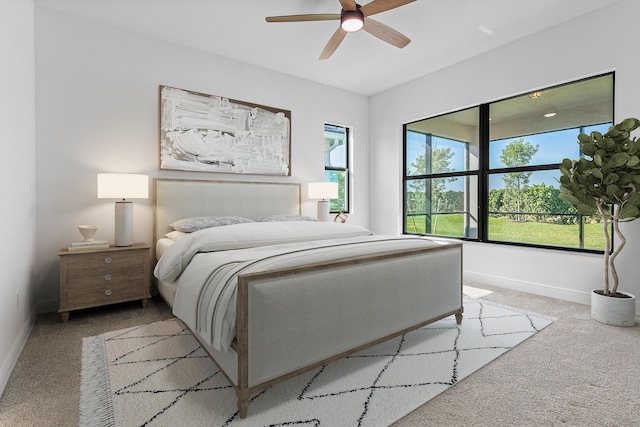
[[529, 91, 542, 99], [544, 112, 557, 118]]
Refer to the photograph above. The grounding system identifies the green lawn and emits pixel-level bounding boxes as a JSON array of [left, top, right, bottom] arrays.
[[406, 214, 605, 250]]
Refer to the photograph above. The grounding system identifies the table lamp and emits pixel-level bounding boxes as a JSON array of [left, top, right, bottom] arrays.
[[308, 182, 338, 222], [97, 173, 149, 246]]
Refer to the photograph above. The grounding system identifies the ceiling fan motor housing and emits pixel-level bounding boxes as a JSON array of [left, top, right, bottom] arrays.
[[341, 8, 364, 32]]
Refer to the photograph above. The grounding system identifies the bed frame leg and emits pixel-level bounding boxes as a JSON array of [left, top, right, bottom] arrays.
[[237, 390, 250, 419], [455, 311, 463, 325]]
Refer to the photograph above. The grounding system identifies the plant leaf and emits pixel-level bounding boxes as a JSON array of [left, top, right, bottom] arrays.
[[578, 133, 592, 144], [582, 142, 597, 156], [627, 192, 640, 207], [590, 168, 603, 180], [604, 173, 619, 185], [611, 152, 630, 167], [606, 184, 620, 196], [619, 205, 640, 219]]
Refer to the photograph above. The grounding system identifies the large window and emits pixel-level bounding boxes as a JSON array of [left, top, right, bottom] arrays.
[[403, 73, 614, 251], [324, 123, 350, 212]]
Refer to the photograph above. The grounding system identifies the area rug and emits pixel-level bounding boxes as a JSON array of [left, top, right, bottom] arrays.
[[80, 297, 554, 426]]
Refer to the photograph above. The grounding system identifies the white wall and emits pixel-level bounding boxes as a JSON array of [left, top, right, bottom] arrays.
[[0, 0, 37, 396], [33, 8, 370, 312], [370, 0, 640, 309]]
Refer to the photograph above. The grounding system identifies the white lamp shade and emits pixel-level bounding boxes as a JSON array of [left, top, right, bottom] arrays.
[[97, 173, 149, 199], [308, 182, 338, 200]]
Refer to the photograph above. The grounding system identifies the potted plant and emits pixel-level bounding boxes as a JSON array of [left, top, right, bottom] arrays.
[[559, 117, 639, 326]]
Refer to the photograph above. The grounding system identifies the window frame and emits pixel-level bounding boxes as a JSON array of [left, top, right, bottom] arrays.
[[402, 73, 614, 253], [324, 123, 350, 213], [404, 129, 476, 237]]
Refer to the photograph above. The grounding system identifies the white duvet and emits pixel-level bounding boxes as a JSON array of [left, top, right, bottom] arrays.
[[153, 222, 444, 352], [155, 221, 373, 282]]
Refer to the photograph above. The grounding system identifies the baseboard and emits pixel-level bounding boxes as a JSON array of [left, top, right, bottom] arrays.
[[0, 306, 38, 398], [464, 271, 640, 315], [464, 270, 592, 305]]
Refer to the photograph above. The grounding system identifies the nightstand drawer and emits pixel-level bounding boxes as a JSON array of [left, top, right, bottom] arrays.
[[65, 281, 146, 307], [65, 250, 144, 271], [66, 266, 145, 290]]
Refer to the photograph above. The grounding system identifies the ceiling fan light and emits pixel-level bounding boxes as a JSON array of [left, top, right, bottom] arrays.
[[341, 10, 364, 32]]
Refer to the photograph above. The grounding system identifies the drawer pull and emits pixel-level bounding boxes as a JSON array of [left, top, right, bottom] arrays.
[[104, 274, 112, 281], [104, 257, 113, 264], [105, 290, 113, 296]]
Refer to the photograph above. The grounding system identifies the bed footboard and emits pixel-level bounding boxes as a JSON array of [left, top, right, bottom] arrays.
[[234, 242, 462, 418]]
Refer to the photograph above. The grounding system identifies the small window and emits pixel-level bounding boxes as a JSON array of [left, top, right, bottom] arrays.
[[324, 123, 350, 212]]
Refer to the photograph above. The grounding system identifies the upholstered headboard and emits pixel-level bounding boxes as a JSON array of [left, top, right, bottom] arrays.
[[153, 178, 301, 244]]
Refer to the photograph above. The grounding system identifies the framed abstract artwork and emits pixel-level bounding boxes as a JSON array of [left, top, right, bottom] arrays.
[[159, 86, 291, 175]]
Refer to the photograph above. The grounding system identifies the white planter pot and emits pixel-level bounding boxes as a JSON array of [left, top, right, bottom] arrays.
[[591, 289, 636, 327]]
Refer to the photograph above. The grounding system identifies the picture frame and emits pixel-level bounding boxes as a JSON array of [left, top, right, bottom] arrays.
[[159, 86, 291, 176]]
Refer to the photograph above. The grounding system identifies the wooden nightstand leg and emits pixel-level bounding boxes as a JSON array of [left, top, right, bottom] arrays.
[[60, 312, 70, 323], [141, 299, 149, 309]]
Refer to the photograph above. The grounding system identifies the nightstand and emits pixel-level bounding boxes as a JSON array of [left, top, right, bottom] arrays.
[[58, 243, 151, 322]]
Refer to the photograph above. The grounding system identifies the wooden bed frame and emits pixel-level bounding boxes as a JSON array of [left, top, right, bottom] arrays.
[[153, 178, 463, 418]]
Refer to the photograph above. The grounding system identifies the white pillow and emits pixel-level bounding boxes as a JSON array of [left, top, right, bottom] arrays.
[[163, 230, 187, 241]]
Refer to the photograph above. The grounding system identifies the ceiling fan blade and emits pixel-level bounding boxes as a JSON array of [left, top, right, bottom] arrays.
[[319, 27, 347, 60], [363, 17, 410, 48], [266, 14, 340, 23], [360, 0, 416, 16], [339, 0, 357, 11]]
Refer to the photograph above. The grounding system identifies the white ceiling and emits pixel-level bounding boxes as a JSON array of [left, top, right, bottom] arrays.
[[35, 0, 624, 96]]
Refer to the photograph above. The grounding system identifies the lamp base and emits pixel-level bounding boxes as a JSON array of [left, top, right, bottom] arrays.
[[114, 201, 133, 246], [317, 200, 331, 222]]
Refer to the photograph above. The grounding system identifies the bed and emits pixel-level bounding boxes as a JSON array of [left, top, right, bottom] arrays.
[[152, 178, 463, 418]]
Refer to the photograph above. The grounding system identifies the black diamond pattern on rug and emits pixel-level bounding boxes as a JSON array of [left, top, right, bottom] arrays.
[[80, 297, 554, 426]]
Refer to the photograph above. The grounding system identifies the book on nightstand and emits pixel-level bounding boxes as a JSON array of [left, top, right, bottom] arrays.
[[68, 240, 109, 251]]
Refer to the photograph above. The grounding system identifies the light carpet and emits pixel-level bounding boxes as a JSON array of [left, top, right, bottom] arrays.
[[80, 297, 554, 426]]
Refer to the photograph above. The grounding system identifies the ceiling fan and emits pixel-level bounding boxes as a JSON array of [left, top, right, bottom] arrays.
[[266, 0, 415, 60]]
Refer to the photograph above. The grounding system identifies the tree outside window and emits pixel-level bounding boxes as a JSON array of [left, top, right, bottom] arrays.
[[498, 138, 539, 221]]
